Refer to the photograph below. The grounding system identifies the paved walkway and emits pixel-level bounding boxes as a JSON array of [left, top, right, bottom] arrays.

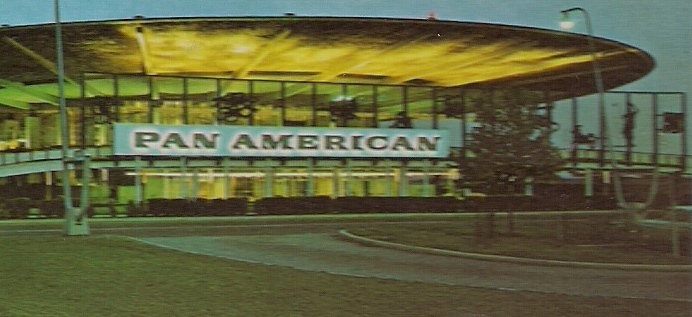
[[135, 233, 692, 302]]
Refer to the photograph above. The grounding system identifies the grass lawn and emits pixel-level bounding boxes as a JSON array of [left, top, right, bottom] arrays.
[[0, 235, 690, 317], [347, 213, 692, 265]]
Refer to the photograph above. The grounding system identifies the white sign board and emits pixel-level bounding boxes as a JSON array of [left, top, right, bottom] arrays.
[[113, 124, 450, 158]]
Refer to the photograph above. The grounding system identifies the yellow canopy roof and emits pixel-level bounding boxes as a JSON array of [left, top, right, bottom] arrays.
[[0, 16, 653, 110]]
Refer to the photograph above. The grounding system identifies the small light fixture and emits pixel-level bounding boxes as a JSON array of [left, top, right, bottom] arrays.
[[560, 12, 575, 30]]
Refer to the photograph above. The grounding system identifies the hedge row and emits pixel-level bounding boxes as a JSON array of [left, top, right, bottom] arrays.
[[463, 195, 617, 212], [253, 196, 333, 215], [145, 198, 248, 217], [0, 198, 66, 219], [253, 195, 618, 215], [0, 195, 622, 220], [253, 197, 463, 215]]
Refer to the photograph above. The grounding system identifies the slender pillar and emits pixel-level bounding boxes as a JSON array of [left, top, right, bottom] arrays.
[[431, 89, 438, 129], [372, 86, 379, 127], [571, 97, 578, 166], [163, 174, 170, 199], [332, 168, 340, 199], [423, 160, 431, 197], [223, 158, 230, 199], [584, 168, 594, 197], [385, 161, 393, 197], [44, 171, 53, 200], [306, 158, 314, 197], [79, 73, 86, 148], [652, 94, 659, 167], [182, 77, 189, 124], [460, 89, 467, 173], [264, 160, 273, 198], [180, 157, 187, 199], [280, 83, 286, 126], [681, 93, 688, 171], [398, 163, 408, 197], [311, 83, 317, 126], [57, 0, 88, 236], [134, 156, 143, 206], [192, 168, 199, 200], [345, 159, 352, 196]]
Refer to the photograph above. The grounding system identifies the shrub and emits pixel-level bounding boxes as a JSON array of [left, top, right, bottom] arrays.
[[6, 197, 31, 219]]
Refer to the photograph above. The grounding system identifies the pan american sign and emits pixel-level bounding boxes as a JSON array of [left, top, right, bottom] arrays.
[[113, 124, 450, 158]]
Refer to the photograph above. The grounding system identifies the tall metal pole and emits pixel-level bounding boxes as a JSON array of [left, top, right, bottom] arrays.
[[56, 0, 89, 235], [562, 7, 606, 167]]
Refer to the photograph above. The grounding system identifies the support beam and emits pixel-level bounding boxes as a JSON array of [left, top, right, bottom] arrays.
[[135, 25, 155, 75], [0, 78, 60, 105], [235, 30, 292, 79], [3, 36, 102, 96], [0, 97, 30, 110], [386, 42, 534, 85], [280, 34, 434, 98]]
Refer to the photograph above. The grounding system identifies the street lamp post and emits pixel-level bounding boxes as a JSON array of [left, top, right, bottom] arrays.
[[561, 7, 606, 167], [56, 0, 89, 236]]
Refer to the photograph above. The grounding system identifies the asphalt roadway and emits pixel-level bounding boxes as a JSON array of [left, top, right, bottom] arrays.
[[2, 216, 691, 303]]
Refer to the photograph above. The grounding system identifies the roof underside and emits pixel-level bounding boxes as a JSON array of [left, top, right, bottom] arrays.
[[0, 17, 654, 111]]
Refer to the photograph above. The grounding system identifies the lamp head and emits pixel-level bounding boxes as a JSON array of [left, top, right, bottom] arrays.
[[560, 12, 575, 30]]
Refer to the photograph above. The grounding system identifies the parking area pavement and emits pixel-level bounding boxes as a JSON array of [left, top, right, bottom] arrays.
[[134, 233, 692, 302], [2, 215, 690, 302]]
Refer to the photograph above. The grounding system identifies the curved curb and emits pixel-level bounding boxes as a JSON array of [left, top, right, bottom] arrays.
[[338, 229, 692, 272]]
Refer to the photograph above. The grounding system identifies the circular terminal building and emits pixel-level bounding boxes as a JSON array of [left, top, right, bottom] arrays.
[[0, 16, 653, 203]]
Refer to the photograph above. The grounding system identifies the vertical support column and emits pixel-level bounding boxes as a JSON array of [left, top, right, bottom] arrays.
[[306, 158, 314, 197], [148, 76, 156, 123], [311, 83, 318, 127], [402, 86, 409, 120], [24, 116, 41, 150], [192, 168, 199, 200], [113, 74, 120, 122], [80, 73, 87, 149], [45, 171, 53, 200], [182, 77, 189, 124], [447, 169, 455, 196], [431, 88, 438, 129], [398, 162, 408, 197], [134, 156, 143, 206], [64, 152, 91, 235], [163, 172, 170, 199], [584, 168, 594, 197], [248, 81, 255, 126], [624, 93, 633, 166], [279, 82, 287, 126], [460, 89, 467, 173], [681, 93, 688, 171], [332, 168, 340, 199], [385, 160, 393, 197], [223, 158, 230, 199], [345, 159, 352, 197], [524, 177, 534, 197], [571, 97, 579, 167], [372, 86, 379, 128], [423, 160, 431, 197], [56, 0, 89, 236], [180, 157, 187, 199], [652, 93, 659, 167], [264, 159, 273, 198]]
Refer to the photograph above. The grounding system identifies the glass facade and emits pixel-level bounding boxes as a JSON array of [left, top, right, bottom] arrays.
[[0, 73, 464, 202]]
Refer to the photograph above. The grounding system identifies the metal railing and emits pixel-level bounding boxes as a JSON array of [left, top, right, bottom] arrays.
[[562, 148, 688, 170], [0, 146, 688, 178]]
